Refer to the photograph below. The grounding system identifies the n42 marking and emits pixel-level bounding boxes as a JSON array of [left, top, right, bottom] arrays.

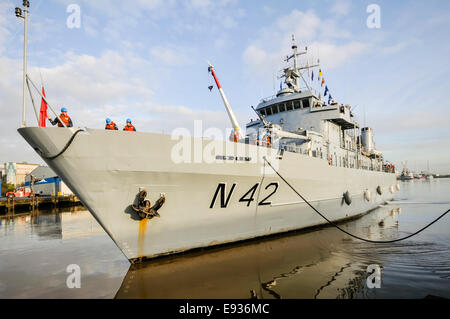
[[209, 182, 278, 208]]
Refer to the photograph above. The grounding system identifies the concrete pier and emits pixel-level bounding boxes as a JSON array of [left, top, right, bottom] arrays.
[[0, 195, 81, 213]]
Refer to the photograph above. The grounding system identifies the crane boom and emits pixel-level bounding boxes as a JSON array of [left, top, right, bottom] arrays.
[[208, 63, 243, 140]]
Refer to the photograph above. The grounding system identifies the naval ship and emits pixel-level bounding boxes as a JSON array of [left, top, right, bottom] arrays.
[[15, 3, 397, 262]]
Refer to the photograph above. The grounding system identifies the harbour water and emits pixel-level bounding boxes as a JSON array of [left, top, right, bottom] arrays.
[[0, 179, 449, 299]]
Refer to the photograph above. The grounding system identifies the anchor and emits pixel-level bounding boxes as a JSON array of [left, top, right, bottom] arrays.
[[132, 189, 165, 220]]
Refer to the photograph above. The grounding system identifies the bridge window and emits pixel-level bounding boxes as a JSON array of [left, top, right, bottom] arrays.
[[279, 103, 286, 112], [271, 105, 279, 114], [293, 100, 301, 109], [260, 108, 266, 116], [302, 99, 310, 108], [265, 107, 272, 116], [286, 101, 293, 111]]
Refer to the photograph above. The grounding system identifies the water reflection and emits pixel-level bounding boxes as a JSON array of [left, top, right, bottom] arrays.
[[116, 206, 400, 299], [0, 206, 88, 240], [1, 178, 448, 299], [0, 206, 128, 299]]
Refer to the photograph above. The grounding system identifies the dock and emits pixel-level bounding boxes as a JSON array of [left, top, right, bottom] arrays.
[[0, 195, 82, 214]]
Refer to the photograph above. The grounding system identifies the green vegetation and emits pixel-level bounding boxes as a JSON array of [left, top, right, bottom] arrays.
[[1, 182, 15, 196]]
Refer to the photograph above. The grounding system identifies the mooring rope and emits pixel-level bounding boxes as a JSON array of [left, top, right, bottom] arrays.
[[263, 156, 449, 243], [36, 129, 84, 160]]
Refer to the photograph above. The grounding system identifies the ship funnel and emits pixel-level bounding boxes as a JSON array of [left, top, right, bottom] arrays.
[[361, 127, 375, 153]]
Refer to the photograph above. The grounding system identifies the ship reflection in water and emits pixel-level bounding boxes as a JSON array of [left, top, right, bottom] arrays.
[[1, 179, 449, 299], [116, 206, 401, 299]]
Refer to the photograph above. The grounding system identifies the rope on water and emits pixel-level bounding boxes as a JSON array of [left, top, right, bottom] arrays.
[[263, 156, 449, 243]]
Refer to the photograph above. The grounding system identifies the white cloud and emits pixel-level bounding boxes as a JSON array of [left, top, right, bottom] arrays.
[[262, 6, 275, 15], [380, 40, 418, 56], [83, 15, 99, 37], [242, 9, 367, 79], [331, 0, 352, 16], [276, 10, 321, 41], [31, 51, 153, 107], [0, 1, 15, 55], [150, 46, 191, 67], [135, 0, 166, 11], [183, 0, 243, 29], [189, 0, 212, 9], [311, 41, 368, 69]]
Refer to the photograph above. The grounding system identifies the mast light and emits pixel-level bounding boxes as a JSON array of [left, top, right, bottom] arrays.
[[15, 7, 22, 18]]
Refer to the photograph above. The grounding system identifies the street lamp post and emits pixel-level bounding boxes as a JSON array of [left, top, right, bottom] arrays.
[[15, 0, 30, 128]]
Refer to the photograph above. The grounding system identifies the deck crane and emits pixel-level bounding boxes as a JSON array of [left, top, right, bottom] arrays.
[[208, 63, 244, 142]]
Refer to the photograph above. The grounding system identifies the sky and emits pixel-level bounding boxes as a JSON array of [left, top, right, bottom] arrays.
[[1, 0, 450, 173]]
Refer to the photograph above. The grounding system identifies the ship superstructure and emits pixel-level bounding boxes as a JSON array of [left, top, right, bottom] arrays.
[[244, 37, 388, 174]]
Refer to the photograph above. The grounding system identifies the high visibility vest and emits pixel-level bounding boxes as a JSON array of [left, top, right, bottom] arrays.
[[57, 113, 71, 127], [233, 131, 238, 143], [105, 122, 117, 130], [124, 124, 135, 131]]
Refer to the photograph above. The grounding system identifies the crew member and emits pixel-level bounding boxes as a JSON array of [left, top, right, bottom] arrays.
[[232, 128, 239, 143], [265, 131, 271, 147], [123, 118, 136, 131], [48, 107, 73, 127], [105, 118, 118, 130]]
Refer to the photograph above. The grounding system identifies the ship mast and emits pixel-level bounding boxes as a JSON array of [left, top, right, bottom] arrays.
[[15, 0, 30, 127], [208, 63, 243, 139], [283, 35, 319, 93]]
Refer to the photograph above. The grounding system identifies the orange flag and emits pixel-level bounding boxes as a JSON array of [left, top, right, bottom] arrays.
[[321, 78, 325, 87]]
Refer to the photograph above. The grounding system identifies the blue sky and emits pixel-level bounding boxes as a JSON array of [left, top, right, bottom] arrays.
[[1, 0, 450, 173]]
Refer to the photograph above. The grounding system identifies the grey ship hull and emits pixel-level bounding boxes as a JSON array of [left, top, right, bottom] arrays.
[[18, 127, 397, 261]]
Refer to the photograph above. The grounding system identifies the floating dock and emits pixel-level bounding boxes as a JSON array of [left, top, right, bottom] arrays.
[[0, 195, 82, 213]]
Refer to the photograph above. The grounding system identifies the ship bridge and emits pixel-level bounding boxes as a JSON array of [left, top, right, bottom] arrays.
[[255, 91, 314, 116], [310, 103, 358, 130]]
